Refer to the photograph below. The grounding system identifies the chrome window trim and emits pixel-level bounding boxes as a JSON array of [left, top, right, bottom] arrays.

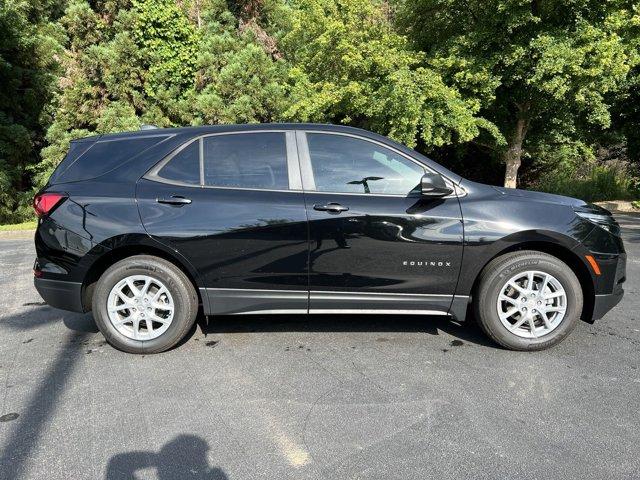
[[145, 129, 303, 192], [296, 130, 458, 198]]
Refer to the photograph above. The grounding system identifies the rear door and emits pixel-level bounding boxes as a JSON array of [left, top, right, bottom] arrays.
[[136, 130, 309, 315], [297, 131, 464, 314]]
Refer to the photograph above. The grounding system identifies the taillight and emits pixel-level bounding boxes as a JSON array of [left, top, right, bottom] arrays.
[[33, 193, 66, 217]]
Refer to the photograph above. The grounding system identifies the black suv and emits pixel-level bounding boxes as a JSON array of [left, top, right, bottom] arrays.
[[33, 124, 625, 353]]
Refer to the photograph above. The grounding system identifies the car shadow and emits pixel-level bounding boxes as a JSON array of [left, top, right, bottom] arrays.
[[199, 310, 496, 348], [1, 302, 495, 349], [0, 304, 98, 333]]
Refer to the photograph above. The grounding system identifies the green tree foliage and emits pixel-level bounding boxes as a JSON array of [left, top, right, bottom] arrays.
[[398, 0, 638, 187], [282, 0, 496, 147], [37, 0, 200, 185], [0, 0, 64, 223], [611, 5, 640, 162], [187, 0, 290, 124], [37, 0, 290, 185]]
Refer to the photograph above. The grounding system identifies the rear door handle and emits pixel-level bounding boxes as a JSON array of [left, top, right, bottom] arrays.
[[157, 196, 192, 205], [313, 202, 349, 213]]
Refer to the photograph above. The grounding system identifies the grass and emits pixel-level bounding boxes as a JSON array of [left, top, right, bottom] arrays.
[[0, 220, 37, 231]]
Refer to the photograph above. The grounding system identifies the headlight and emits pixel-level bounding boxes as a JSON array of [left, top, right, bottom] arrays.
[[574, 205, 620, 236]]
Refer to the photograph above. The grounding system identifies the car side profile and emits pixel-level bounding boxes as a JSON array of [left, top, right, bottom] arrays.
[[33, 124, 626, 353]]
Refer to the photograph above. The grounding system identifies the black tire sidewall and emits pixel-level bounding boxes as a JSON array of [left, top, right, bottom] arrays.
[[476, 253, 583, 351], [92, 257, 197, 354]]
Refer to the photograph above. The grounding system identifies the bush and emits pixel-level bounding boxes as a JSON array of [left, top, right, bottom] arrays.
[[535, 163, 639, 202]]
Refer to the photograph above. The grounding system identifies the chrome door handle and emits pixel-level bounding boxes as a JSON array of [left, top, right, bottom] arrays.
[[157, 196, 192, 205], [313, 203, 349, 213]]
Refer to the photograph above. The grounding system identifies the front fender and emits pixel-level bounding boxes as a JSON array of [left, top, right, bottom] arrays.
[[456, 226, 596, 297]]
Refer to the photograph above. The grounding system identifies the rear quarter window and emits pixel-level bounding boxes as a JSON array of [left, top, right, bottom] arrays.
[[53, 135, 168, 184], [49, 141, 95, 184]]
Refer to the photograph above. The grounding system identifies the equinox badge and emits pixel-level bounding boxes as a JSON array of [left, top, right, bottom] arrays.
[[403, 260, 452, 267]]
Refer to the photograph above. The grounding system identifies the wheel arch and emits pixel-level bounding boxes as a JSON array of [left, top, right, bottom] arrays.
[[467, 240, 595, 323], [80, 241, 204, 312]]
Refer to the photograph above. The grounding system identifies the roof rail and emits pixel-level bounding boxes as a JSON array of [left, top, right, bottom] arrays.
[[140, 124, 159, 130]]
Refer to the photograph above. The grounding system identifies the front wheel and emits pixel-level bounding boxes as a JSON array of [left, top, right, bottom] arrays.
[[92, 255, 198, 354], [474, 251, 583, 351]]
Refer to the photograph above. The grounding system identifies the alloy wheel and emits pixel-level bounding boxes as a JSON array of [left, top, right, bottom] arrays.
[[496, 270, 567, 339], [107, 275, 174, 341]]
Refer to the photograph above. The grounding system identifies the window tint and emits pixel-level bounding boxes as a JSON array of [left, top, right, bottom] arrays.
[[49, 141, 95, 184], [203, 133, 288, 189], [306, 133, 425, 195], [55, 136, 166, 184], [157, 141, 200, 184]]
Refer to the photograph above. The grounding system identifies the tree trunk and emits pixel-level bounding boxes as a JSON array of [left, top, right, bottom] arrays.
[[503, 116, 528, 188]]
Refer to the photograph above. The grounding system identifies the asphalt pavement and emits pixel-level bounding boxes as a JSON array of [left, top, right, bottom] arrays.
[[0, 216, 639, 479]]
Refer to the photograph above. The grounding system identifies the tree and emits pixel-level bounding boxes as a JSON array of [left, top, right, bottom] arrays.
[[398, 0, 636, 187], [38, 0, 201, 185], [610, 5, 640, 162], [280, 0, 497, 148], [0, 0, 65, 222], [38, 0, 290, 185], [188, 0, 290, 125]]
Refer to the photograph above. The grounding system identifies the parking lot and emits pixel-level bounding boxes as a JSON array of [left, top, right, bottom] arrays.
[[0, 216, 639, 480]]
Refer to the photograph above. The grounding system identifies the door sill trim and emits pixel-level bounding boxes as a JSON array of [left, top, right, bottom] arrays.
[[309, 309, 449, 316]]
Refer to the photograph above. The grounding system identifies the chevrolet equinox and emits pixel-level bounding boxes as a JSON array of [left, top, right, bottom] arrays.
[[33, 124, 626, 353]]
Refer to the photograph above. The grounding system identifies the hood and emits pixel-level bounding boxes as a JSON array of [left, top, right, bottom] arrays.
[[490, 186, 589, 208]]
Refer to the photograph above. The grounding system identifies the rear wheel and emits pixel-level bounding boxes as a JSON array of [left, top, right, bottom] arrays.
[[92, 255, 198, 354], [474, 251, 583, 351]]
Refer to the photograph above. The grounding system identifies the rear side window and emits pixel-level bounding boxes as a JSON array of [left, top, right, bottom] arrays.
[[49, 141, 95, 184], [157, 141, 200, 185], [54, 135, 166, 184], [203, 133, 288, 189]]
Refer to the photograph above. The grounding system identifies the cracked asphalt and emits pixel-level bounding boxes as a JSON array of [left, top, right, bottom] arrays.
[[0, 215, 639, 480]]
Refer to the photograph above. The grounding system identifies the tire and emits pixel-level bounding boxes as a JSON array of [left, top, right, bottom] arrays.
[[92, 255, 198, 354], [474, 250, 583, 351]]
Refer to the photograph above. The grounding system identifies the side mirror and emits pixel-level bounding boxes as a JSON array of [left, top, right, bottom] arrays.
[[421, 173, 454, 197]]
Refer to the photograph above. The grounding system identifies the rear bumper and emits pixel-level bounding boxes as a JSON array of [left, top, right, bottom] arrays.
[[592, 286, 624, 321], [34, 277, 85, 313]]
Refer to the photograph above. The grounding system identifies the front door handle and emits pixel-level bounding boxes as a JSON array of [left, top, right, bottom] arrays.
[[313, 202, 349, 213], [157, 196, 192, 205]]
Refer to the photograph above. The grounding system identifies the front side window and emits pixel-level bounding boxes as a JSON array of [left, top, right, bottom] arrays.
[[306, 133, 425, 195], [203, 133, 288, 190]]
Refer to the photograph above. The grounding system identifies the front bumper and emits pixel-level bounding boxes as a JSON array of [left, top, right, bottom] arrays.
[[592, 285, 624, 321], [34, 277, 85, 313], [587, 249, 626, 321]]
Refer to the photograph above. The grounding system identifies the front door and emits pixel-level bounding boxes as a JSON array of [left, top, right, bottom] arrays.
[[297, 131, 464, 314], [137, 131, 309, 315]]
